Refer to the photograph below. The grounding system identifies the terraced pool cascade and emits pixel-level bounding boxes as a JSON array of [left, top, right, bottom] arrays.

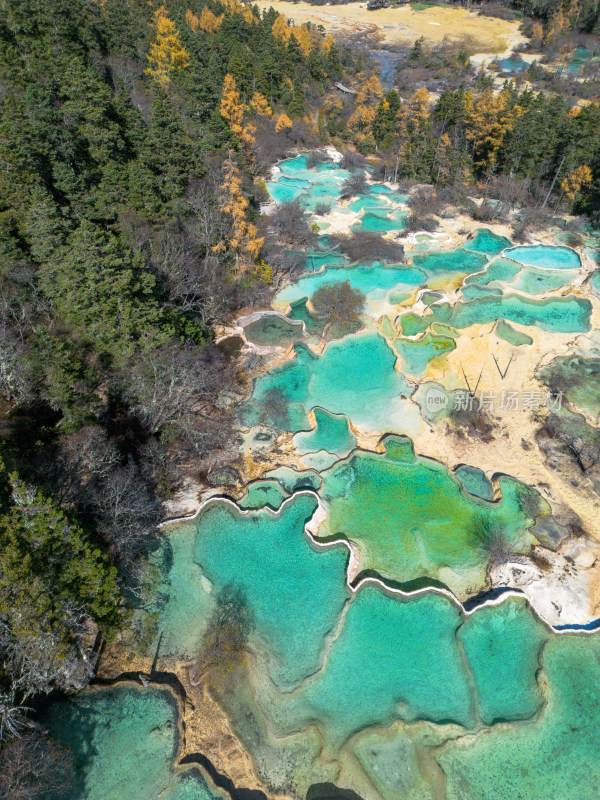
[[411, 248, 489, 276], [240, 332, 421, 435], [503, 244, 582, 269], [40, 685, 225, 800], [43, 152, 600, 800], [314, 435, 549, 599], [437, 633, 600, 800], [397, 293, 592, 335], [45, 595, 600, 800], [273, 264, 427, 311]]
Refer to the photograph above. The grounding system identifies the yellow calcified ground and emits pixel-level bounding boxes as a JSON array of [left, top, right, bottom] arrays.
[[253, 0, 526, 54]]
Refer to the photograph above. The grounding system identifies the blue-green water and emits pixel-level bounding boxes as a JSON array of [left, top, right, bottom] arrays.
[[294, 408, 357, 456], [464, 229, 511, 255], [399, 293, 592, 334], [41, 685, 223, 800], [504, 244, 581, 269], [274, 264, 426, 308], [241, 332, 418, 434], [193, 495, 349, 689]]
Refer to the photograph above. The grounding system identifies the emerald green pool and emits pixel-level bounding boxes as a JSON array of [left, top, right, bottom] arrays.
[[315, 436, 544, 598]]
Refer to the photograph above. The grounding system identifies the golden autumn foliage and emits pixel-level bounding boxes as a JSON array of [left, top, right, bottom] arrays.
[[356, 75, 383, 106], [145, 6, 190, 87], [220, 74, 255, 154], [399, 87, 430, 129], [249, 92, 272, 118], [275, 113, 293, 133], [272, 14, 292, 42], [199, 7, 222, 33], [561, 165, 593, 199], [222, 0, 256, 24], [217, 155, 264, 277], [465, 88, 522, 170], [323, 34, 335, 52], [186, 9, 199, 31], [295, 24, 321, 57], [348, 104, 377, 133]]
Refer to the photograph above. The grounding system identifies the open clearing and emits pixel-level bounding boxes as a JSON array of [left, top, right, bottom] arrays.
[[254, 1, 526, 54]]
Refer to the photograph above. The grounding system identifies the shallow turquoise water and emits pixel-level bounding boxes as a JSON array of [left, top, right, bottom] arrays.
[[451, 293, 591, 332], [507, 266, 579, 295], [438, 634, 600, 800], [413, 248, 488, 275], [400, 293, 592, 334], [393, 332, 456, 375], [262, 586, 474, 748], [41, 686, 222, 800], [238, 479, 288, 510], [294, 408, 357, 456], [504, 244, 581, 270], [352, 212, 408, 233], [463, 256, 521, 286], [241, 332, 416, 433], [464, 229, 511, 255], [460, 284, 503, 299], [274, 264, 426, 307], [459, 597, 547, 725], [266, 181, 304, 204], [454, 465, 494, 501], [193, 495, 349, 689], [495, 319, 533, 346]]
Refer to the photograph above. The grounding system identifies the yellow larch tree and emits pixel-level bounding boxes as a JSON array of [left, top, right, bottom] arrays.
[[272, 14, 292, 43], [275, 113, 293, 133], [466, 88, 520, 171], [186, 9, 199, 31], [347, 103, 377, 134], [199, 7, 222, 33], [356, 74, 383, 106], [249, 92, 272, 118], [323, 34, 335, 52], [145, 6, 190, 88], [561, 165, 593, 200], [295, 24, 321, 57], [217, 154, 264, 277], [220, 74, 256, 155]]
